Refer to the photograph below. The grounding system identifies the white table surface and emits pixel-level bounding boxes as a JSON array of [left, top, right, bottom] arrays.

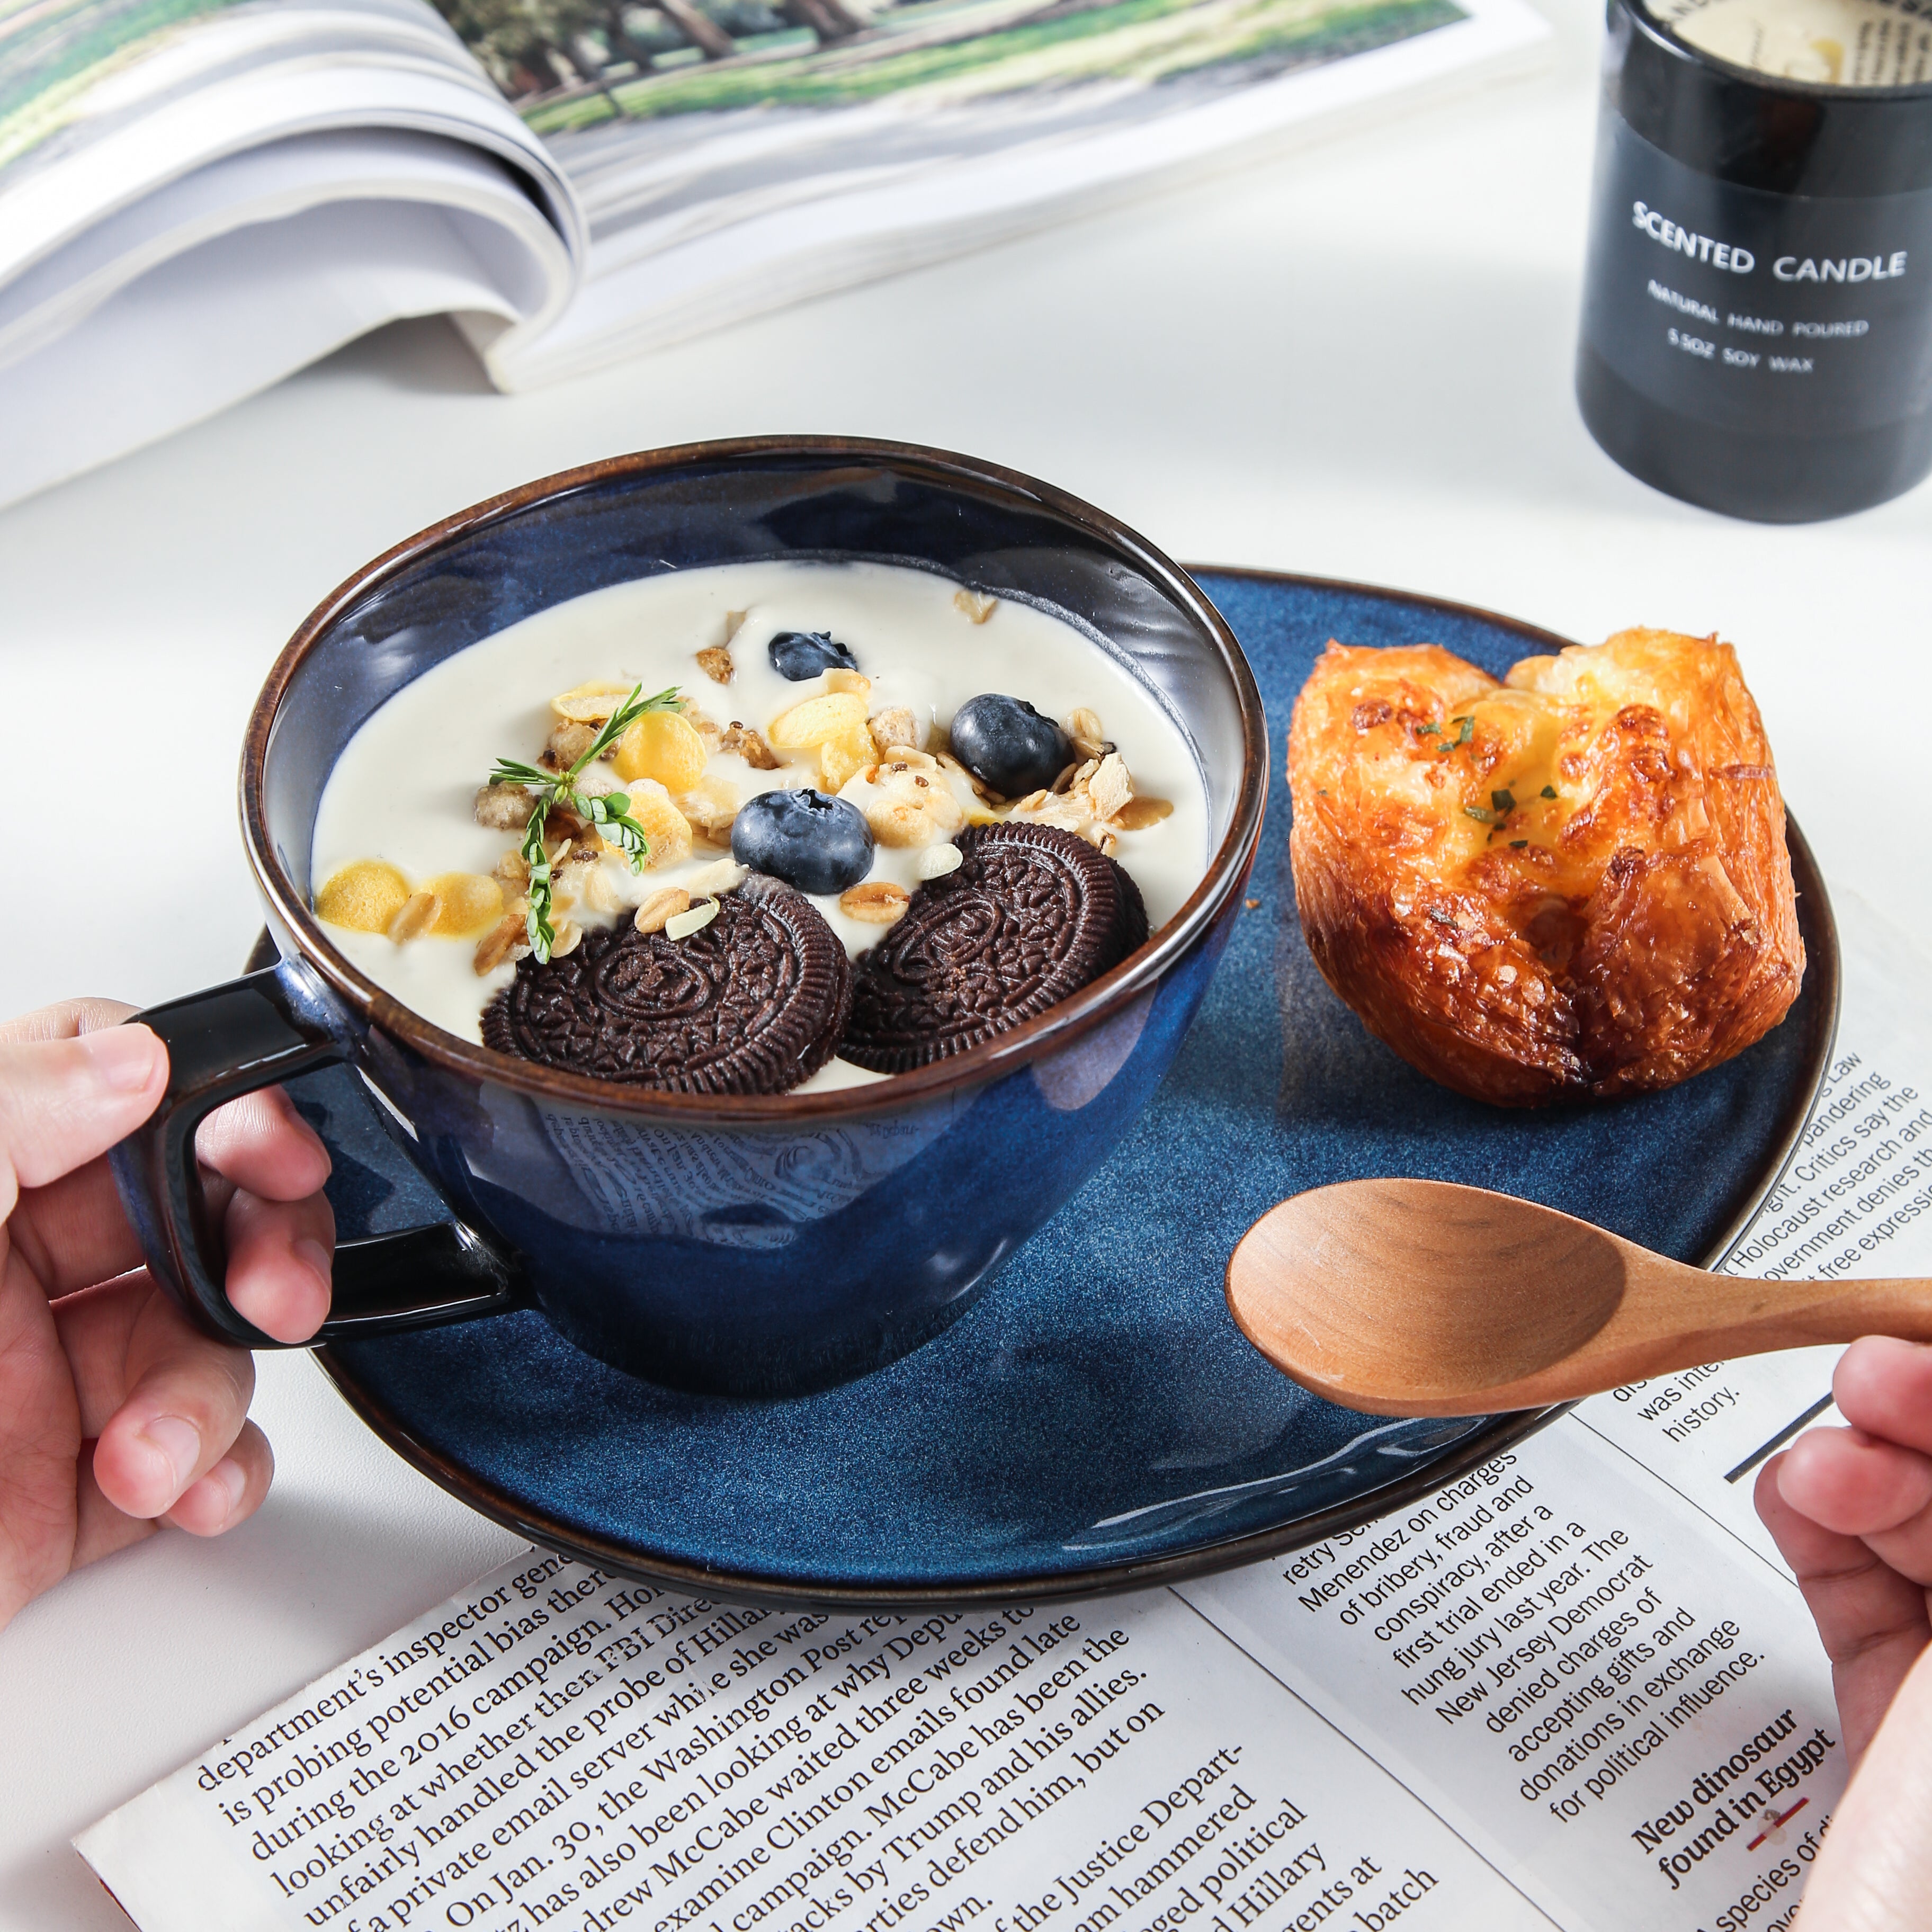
[[3, 1, 1927, 1920]]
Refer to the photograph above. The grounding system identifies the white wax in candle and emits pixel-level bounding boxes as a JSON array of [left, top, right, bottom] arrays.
[[1649, 0, 1932, 84]]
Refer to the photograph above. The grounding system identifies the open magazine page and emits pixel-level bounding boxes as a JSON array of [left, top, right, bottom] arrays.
[[73, 895, 1932, 1932], [0, 0, 1545, 499], [0, 0, 581, 507], [447, 0, 1551, 386]]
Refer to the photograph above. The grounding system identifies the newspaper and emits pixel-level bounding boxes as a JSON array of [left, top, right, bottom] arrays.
[[0, 0, 1549, 506], [76, 912, 1922, 1932]]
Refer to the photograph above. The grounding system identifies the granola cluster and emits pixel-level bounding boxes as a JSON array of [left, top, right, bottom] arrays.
[[315, 594, 1174, 974]]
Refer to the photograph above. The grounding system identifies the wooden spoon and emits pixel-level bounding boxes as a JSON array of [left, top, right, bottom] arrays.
[[1225, 1178, 1928, 1417]]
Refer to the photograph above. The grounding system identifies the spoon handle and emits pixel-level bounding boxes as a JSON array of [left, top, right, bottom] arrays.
[[1494, 1270, 1932, 1412], [1655, 1273, 1932, 1358]]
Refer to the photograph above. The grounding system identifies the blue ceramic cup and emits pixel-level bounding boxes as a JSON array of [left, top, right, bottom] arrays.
[[110, 440, 1268, 1395]]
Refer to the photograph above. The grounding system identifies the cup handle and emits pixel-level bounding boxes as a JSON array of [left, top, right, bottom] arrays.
[[108, 961, 525, 1349]]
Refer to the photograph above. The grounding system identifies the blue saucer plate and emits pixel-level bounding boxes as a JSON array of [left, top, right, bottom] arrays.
[[292, 569, 1837, 1607]]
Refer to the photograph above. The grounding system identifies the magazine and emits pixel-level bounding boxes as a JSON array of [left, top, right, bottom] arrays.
[[0, 0, 1549, 507]]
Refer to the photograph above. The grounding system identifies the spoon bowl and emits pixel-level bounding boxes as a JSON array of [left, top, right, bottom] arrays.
[[1226, 1178, 1932, 1416]]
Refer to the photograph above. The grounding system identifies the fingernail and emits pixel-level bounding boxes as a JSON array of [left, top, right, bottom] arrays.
[[195, 1458, 248, 1527], [139, 1416, 202, 1496], [293, 1238, 333, 1296], [80, 1024, 165, 1094]]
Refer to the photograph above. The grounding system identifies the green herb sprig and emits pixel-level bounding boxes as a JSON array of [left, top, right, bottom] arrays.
[[488, 683, 680, 963]]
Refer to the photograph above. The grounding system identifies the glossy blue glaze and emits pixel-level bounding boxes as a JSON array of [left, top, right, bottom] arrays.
[[308, 571, 1833, 1597]]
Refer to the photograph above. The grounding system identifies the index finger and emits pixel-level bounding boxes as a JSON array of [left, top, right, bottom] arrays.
[[1833, 1337, 1932, 1457], [196, 1086, 330, 1203]]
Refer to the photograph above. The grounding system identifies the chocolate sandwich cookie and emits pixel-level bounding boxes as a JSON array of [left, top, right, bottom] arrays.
[[843, 822, 1149, 1073], [1110, 857, 1150, 964], [482, 875, 851, 1095]]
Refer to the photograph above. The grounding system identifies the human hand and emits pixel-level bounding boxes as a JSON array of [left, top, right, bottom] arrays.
[[1754, 1337, 1932, 1931], [0, 999, 334, 1632], [1755, 1337, 1932, 1766]]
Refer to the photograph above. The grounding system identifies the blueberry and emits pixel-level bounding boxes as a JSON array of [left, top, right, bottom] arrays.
[[947, 694, 1071, 799], [731, 788, 874, 895], [768, 630, 859, 681]]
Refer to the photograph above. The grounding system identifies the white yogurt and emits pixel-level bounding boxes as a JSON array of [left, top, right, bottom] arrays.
[[311, 559, 1210, 1087]]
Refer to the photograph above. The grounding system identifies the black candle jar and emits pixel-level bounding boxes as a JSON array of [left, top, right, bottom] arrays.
[[1577, 0, 1932, 521]]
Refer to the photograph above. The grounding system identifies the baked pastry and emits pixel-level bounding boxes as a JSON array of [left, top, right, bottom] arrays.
[[1286, 628, 1804, 1106]]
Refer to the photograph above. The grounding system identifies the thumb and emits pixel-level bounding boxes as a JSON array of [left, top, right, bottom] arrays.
[[0, 1025, 169, 1217]]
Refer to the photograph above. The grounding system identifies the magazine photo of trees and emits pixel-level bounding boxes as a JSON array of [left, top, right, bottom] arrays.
[[432, 0, 1467, 133]]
